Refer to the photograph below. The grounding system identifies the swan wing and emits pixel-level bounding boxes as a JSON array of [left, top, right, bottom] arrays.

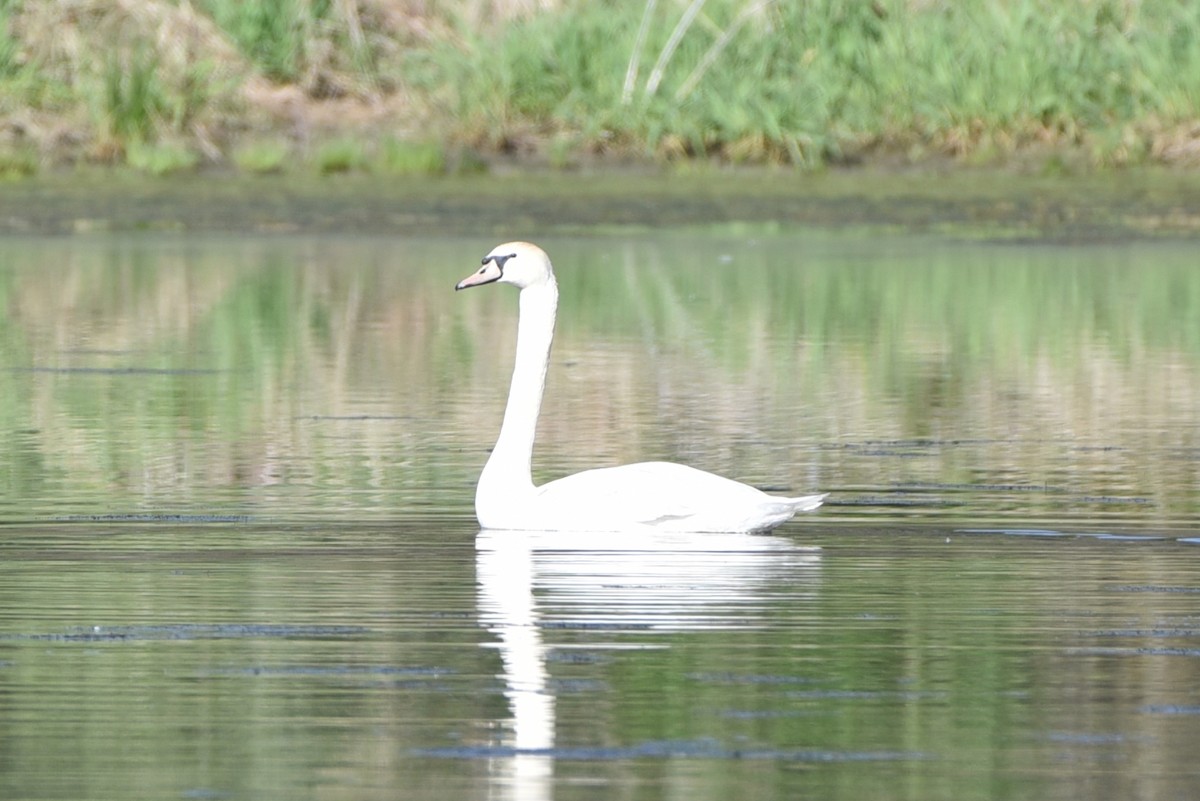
[[535, 462, 824, 532]]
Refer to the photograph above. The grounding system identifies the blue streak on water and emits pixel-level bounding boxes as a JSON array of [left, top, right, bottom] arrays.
[[415, 739, 931, 762], [1141, 705, 1200, 716]]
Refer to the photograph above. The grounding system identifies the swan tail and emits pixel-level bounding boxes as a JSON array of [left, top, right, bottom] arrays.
[[787, 493, 828, 513]]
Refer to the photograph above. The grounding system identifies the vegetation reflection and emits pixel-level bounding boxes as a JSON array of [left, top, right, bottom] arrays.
[[0, 233, 1196, 525]]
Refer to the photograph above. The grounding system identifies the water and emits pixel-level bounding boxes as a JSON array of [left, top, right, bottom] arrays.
[[1, 224, 1198, 800]]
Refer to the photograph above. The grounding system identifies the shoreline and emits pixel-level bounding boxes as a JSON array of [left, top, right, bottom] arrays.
[[3, 166, 1200, 238]]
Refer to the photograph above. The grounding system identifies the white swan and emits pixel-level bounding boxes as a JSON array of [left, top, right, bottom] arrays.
[[455, 241, 827, 533]]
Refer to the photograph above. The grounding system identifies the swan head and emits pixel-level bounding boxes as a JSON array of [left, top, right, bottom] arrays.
[[455, 241, 554, 291]]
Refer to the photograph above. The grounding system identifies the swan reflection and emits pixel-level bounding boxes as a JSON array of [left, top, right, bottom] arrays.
[[475, 529, 822, 800]]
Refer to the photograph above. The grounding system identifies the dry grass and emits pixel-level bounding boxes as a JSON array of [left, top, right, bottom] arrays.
[[8, 0, 249, 159], [1, 0, 1198, 172]]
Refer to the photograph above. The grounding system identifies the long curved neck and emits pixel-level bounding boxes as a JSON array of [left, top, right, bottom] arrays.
[[481, 276, 558, 496]]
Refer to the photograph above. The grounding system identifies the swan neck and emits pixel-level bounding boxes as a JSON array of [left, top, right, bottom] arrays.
[[484, 277, 558, 490]]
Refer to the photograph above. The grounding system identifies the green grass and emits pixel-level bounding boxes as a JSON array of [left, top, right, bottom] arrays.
[[196, 0, 332, 83], [234, 138, 292, 174], [377, 138, 445, 175], [0, 4, 17, 78], [313, 137, 368, 174], [0, 146, 37, 179], [415, 0, 1200, 166], [1, 3, 57, 122], [1, 0, 1198, 170], [100, 47, 163, 143], [125, 140, 200, 175]]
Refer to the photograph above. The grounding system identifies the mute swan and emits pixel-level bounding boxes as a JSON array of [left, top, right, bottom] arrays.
[[455, 242, 827, 533]]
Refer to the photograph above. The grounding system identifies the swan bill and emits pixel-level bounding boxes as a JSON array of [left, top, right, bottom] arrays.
[[455, 260, 504, 290]]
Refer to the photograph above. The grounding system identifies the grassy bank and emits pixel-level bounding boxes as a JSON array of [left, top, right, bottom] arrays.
[[2, 0, 1199, 176]]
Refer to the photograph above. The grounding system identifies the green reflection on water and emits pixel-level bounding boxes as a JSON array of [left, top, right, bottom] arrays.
[[3, 527, 1198, 801], [2, 203, 1199, 801], [0, 231, 1197, 526]]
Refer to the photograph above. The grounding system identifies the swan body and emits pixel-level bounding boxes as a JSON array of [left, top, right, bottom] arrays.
[[456, 241, 826, 533]]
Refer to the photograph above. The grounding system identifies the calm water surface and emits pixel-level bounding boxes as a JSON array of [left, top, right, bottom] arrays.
[[1, 229, 1198, 800]]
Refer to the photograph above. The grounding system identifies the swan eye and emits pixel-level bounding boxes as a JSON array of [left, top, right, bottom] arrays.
[[484, 253, 517, 271]]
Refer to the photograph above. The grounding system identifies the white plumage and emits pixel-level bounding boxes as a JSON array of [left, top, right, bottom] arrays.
[[456, 241, 826, 533]]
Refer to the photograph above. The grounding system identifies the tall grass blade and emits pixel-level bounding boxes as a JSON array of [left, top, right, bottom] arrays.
[[337, 0, 366, 51], [645, 0, 707, 98], [622, 0, 659, 104], [674, 0, 777, 102]]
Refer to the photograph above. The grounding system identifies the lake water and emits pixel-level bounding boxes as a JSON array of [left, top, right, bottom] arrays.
[[1, 205, 1198, 800]]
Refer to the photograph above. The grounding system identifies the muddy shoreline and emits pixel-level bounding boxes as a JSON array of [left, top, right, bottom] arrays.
[[4, 167, 1200, 239]]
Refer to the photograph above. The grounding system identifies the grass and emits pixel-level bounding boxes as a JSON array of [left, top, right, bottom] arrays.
[[197, 0, 331, 83], [378, 138, 445, 175], [100, 47, 163, 144], [314, 137, 368, 174], [234, 138, 292, 174], [233, 137, 447, 176], [125, 139, 200, 176], [417, 0, 1200, 166], [0, 145, 37, 179], [0, 4, 16, 78], [0, 0, 1197, 172]]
